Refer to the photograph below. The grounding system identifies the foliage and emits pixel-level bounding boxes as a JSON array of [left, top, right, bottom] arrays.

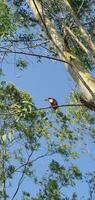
[[0, 81, 83, 199], [86, 171, 95, 200], [0, 0, 95, 200], [22, 161, 81, 200], [0, 0, 15, 36], [16, 59, 28, 70], [0, 81, 47, 199]]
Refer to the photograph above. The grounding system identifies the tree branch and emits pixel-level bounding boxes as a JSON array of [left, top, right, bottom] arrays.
[[0, 49, 70, 65], [10, 152, 56, 200], [10, 151, 33, 200], [27, 0, 95, 105], [14, 152, 55, 173], [0, 103, 86, 116], [63, 0, 95, 57]]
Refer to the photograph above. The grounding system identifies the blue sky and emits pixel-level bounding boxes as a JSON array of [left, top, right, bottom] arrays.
[[0, 1, 95, 199], [3, 54, 74, 108], [2, 52, 95, 199], [2, 55, 74, 197]]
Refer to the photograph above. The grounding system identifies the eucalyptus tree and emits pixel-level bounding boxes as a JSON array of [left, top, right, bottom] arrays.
[[0, 82, 82, 200], [27, 0, 95, 109], [0, 1, 95, 199]]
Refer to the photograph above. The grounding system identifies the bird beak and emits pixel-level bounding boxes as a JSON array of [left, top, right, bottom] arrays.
[[44, 98, 48, 101]]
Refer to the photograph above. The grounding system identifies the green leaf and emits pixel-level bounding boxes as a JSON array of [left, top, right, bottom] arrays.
[[8, 132, 12, 141], [2, 134, 7, 142]]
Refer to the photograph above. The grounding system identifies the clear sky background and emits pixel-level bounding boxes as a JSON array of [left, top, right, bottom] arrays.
[[2, 53, 95, 199], [0, 1, 95, 199], [3, 54, 74, 107]]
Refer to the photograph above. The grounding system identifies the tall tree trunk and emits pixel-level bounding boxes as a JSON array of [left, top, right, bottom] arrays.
[[27, 0, 95, 105]]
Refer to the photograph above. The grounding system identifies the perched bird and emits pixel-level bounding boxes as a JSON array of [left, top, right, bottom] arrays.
[[44, 97, 70, 123], [44, 97, 58, 110]]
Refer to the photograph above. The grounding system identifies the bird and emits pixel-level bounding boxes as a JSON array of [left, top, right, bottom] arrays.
[[44, 97, 70, 124], [44, 97, 69, 122], [44, 97, 58, 110]]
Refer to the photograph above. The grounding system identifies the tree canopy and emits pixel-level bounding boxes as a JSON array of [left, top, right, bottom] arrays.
[[0, 0, 95, 199]]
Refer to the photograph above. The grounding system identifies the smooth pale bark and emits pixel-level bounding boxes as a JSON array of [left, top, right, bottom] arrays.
[[63, 0, 95, 59], [27, 0, 95, 104]]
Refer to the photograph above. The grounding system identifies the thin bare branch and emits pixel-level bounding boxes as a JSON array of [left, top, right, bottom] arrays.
[[10, 151, 33, 200], [63, 24, 94, 61], [10, 152, 56, 200], [77, 0, 85, 16], [36, 103, 85, 111], [14, 152, 55, 173], [0, 49, 70, 65], [0, 103, 85, 116], [28, 40, 49, 48], [63, 0, 95, 57]]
